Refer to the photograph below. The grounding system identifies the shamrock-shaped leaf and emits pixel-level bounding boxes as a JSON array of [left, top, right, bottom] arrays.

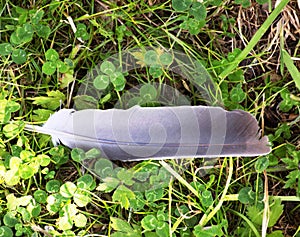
[[42, 61, 56, 75], [12, 49, 27, 64], [189, 2, 207, 21], [100, 61, 116, 74], [230, 83, 246, 103], [172, 0, 192, 11], [60, 182, 77, 198], [45, 48, 59, 61], [0, 43, 13, 56], [93, 74, 110, 90]]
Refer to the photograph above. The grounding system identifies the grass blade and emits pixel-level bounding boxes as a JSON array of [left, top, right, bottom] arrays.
[[219, 0, 290, 80], [281, 49, 300, 90]]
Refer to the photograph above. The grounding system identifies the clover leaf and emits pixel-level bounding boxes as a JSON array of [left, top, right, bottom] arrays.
[[172, 0, 192, 11], [11, 49, 27, 64], [0, 43, 13, 56]]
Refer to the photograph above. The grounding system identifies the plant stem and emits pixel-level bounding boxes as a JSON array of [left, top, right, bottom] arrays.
[[199, 157, 233, 227], [159, 160, 199, 198]]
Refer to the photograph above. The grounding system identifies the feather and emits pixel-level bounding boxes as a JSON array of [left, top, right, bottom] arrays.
[[24, 106, 271, 161]]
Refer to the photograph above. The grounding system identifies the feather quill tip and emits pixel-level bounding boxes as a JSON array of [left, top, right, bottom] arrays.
[[24, 124, 61, 146]]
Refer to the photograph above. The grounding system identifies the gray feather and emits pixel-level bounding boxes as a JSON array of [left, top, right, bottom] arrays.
[[25, 106, 271, 161]]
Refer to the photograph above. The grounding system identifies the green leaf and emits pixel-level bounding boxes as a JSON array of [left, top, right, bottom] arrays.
[[129, 192, 145, 211], [144, 232, 159, 237], [60, 182, 77, 198], [74, 190, 91, 207], [0, 226, 13, 237], [112, 185, 135, 209], [3, 122, 22, 138], [159, 52, 173, 65], [279, 89, 299, 112], [110, 217, 133, 232], [100, 61, 116, 74], [172, 0, 192, 11], [114, 81, 126, 91], [32, 90, 65, 110], [247, 205, 262, 226], [46, 193, 66, 214], [100, 93, 112, 104], [19, 164, 35, 179], [144, 50, 159, 65], [6, 194, 18, 210], [34, 190, 48, 204], [283, 170, 300, 190], [186, 18, 205, 35], [74, 95, 98, 110], [201, 190, 214, 207], [49, 145, 69, 166], [9, 156, 22, 170], [94, 158, 114, 178], [5, 169, 20, 186], [18, 207, 31, 222], [110, 72, 125, 84], [46, 180, 61, 193], [282, 49, 300, 90], [156, 221, 169, 237], [7, 100, 21, 112], [117, 168, 134, 186], [156, 209, 168, 222], [57, 60, 69, 73], [149, 66, 163, 78], [10, 32, 23, 45], [45, 48, 59, 61], [193, 221, 226, 237], [145, 188, 164, 202], [71, 148, 86, 162], [235, 0, 251, 8], [31, 109, 52, 121], [27, 203, 41, 217], [97, 177, 120, 192], [268, 198, 284, 227], [20, 150, 35, 162], [59, 70, 75, 89], [15, 6, 27, 14], [230, 83, 246, 103], [12, 49, 27, 64], [35, 24, 51, 38], [58, 215, 73, 231], [73, 213, 87, 228], [42, 61, 57, 75], [77, 174, 94, 190], [93, 74, 110, 90], [256, 0, 268, 4], [85, 148, 101, 159], [141, 215, 157, 231], [0, 100, 20, 123], [0, 43, 13, 56], [267, 230, 284, 237], [30, 10, 44, 24], [3, 212, 19, 227], [189, 2, 207, 21], [37, 154, 51, 167], [238, 187, 255, 204], [15, 23, 34, 43], [228, 69, 244, 82], [75, 23, 89, 40], [255, 157, 269, 173]]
